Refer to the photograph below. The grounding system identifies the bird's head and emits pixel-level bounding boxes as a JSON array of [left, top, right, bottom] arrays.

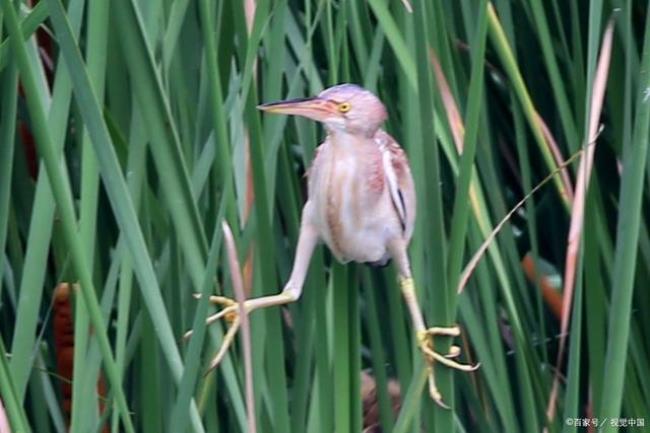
[[257, 84, 388, 136]]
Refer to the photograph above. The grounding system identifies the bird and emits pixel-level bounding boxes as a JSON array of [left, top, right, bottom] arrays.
[[185, 83, 478, 408]]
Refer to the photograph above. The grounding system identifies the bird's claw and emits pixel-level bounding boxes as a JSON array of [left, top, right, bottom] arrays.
[[427, 372, 450, 410], [416, 325, 480, 408], [184, 294, 249, 373]]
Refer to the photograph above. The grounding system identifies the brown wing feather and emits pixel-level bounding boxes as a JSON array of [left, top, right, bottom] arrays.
[[374, 130, 416, 241]]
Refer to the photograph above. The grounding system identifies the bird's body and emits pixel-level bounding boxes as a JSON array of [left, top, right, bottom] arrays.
[[190, 83, 477, 409], [306, 128, 415, 265]]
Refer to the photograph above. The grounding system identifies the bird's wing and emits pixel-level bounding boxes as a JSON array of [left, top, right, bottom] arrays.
[[375, 130, 416, 238]]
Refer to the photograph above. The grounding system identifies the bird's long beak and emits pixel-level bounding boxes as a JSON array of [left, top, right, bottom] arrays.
[[257, 96, 339, 121]]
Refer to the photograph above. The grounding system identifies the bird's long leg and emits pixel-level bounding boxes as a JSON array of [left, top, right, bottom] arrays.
[[185, 208, 319, 371], [388, 239, 479, 408]]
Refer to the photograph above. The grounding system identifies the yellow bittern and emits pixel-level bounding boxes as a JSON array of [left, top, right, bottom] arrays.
[[186, 84, 478, 407]]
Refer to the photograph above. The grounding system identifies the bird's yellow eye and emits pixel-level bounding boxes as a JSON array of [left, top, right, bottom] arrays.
[[338, 102, 351, 113]]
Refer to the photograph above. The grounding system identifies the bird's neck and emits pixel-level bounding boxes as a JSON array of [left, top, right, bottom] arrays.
[[327, 127, 378, 144], [328, 132, 372, 156]]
